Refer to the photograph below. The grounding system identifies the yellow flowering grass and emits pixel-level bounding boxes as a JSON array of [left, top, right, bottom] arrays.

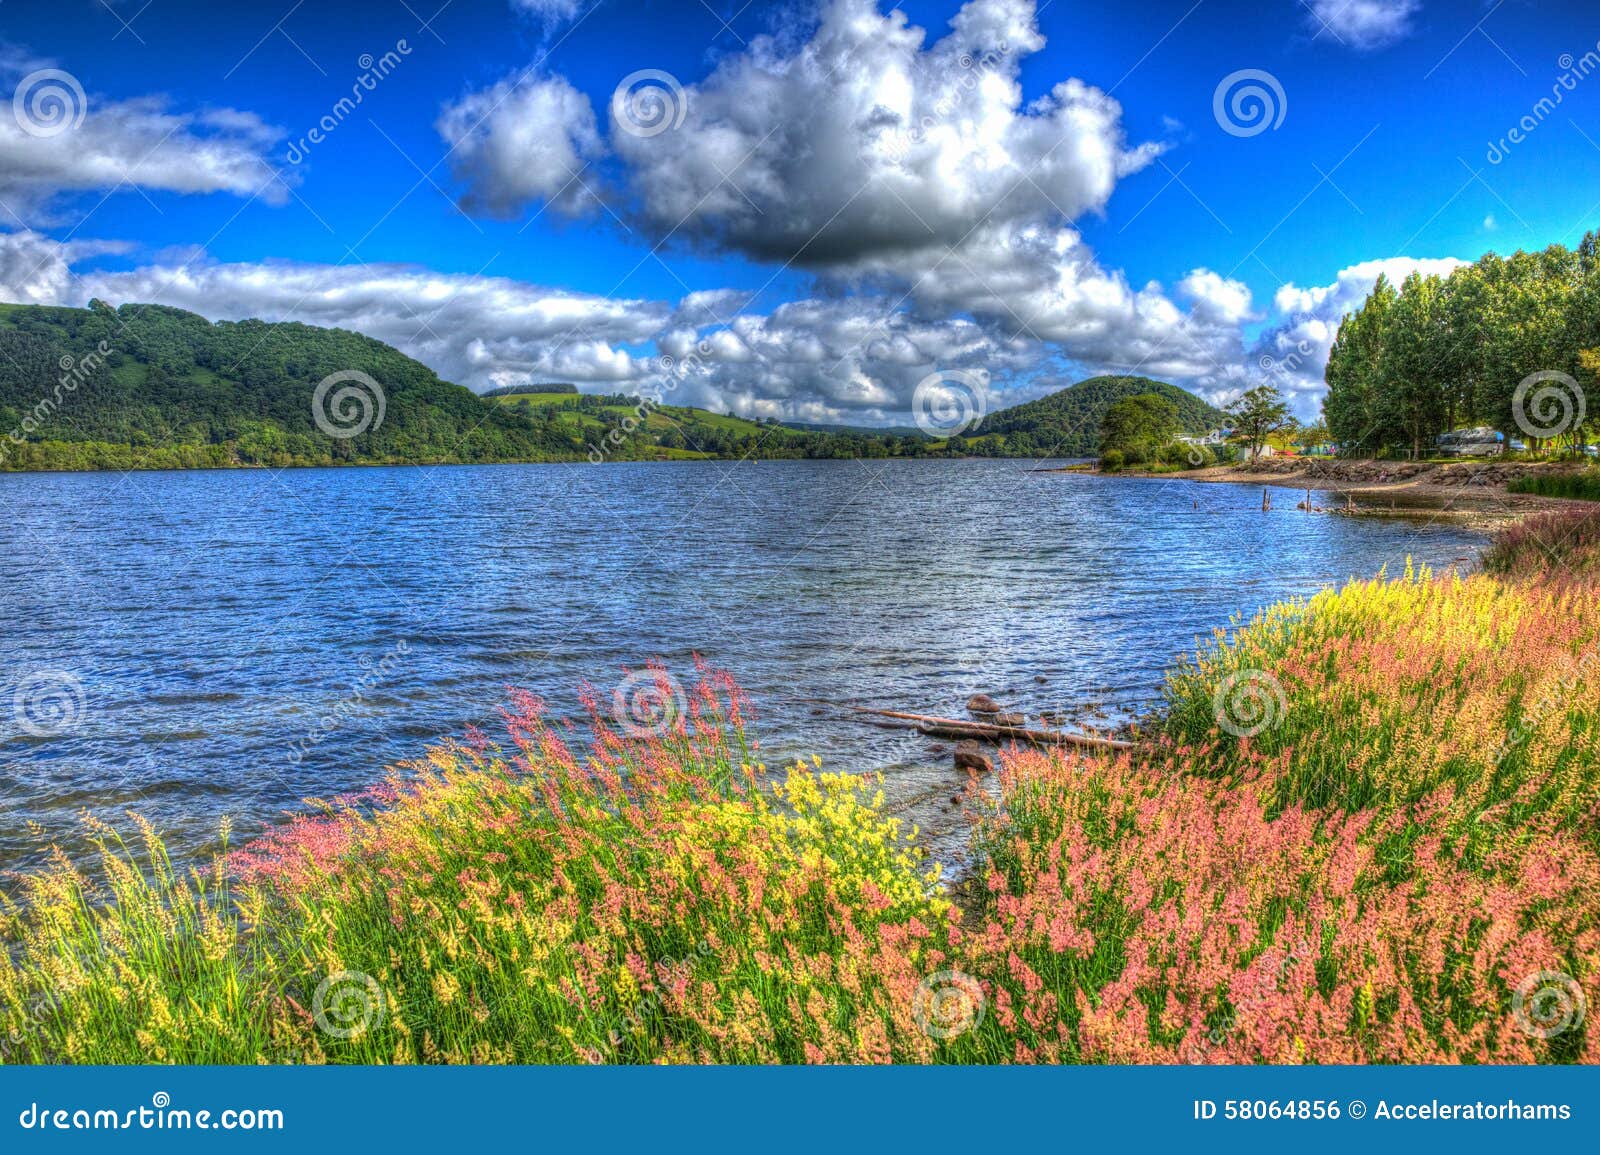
[[1164, 540, 1600, 853], [1, 666, 947, 1064]]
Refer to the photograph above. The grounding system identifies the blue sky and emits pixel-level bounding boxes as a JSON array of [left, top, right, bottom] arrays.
[[1, 0, 1597, 422]]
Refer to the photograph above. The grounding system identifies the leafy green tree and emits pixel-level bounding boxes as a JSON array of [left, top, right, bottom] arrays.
[[1383, 271, 1450, 458], [1295, 419, 1330, 452], [1225, 384, 1295, 462], [1322, 239, 1600, 458], [1098, 393, 1182, 464], [1324, 274, 1397, 452]]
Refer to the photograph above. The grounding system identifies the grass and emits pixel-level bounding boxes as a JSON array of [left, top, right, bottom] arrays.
[[1482, 507, 1600, 578], [4, 530, 1600, 1065], [1509, 470, 1600, 502], [488, 392, 591, 405]]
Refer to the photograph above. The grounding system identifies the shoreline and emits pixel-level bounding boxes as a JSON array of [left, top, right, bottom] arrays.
[[1045, 458, 1594, 532], [0, 453, 1082, 476]]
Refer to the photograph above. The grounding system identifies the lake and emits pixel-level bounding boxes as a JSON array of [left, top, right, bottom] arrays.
[[0, 458, 1484, 871]]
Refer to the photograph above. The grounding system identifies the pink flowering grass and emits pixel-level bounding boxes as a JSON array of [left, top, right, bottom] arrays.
[[1483, 507, 1600, 577], [949, 746, 1600, 1063]]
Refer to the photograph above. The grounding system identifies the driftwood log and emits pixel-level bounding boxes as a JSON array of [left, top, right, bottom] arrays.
[[800, 701, 1133, 751]]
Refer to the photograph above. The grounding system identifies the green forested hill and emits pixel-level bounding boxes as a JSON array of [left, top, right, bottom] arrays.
[[0, 301, 576, 470], [953, 375, 1227, 456]]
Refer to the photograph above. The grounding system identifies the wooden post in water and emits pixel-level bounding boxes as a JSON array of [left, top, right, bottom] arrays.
[[1262, 488, 1271, 512]]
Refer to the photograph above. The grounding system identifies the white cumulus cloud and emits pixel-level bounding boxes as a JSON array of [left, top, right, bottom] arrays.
[[437, 75, 603, 219], [1305, 0, 1419, 51], [0, 55, 285, 221]]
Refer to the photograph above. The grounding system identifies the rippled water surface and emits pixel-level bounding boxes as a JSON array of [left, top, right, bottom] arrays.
[[0, 459, 1485, 869]]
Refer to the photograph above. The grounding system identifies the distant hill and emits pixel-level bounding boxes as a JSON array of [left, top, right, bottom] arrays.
[[954, 376, 1227, 456], [781, 419, 924, 437], [0, 301, 578, 470], [487, 390, 925, 460]]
